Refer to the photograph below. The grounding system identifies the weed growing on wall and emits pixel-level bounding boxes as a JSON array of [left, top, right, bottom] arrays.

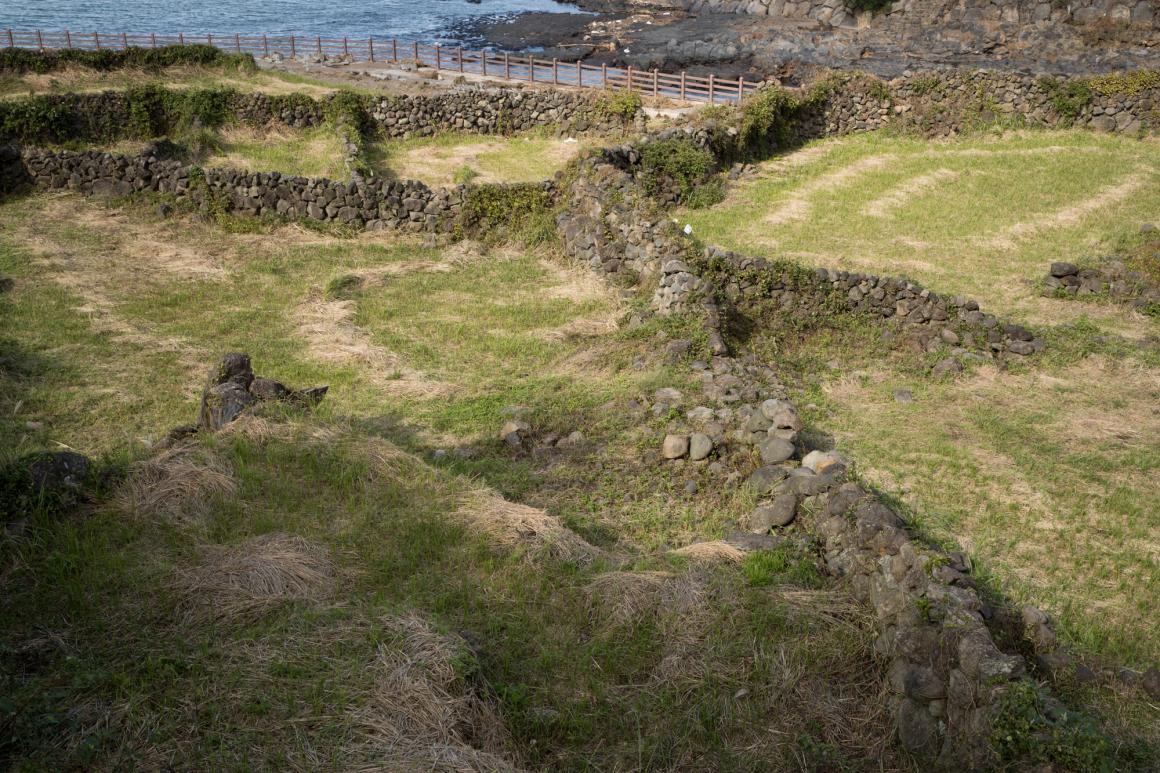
[[1038, 77, 1094, 124], [638, 137, 717, 202], [593, 90, 643, 122]]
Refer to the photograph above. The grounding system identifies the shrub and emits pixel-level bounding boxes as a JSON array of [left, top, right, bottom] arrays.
[[737, 86, 809, 156], [638, 137, 717, 202], [461, 183, 556, 246], [593, 90, 642, 122]]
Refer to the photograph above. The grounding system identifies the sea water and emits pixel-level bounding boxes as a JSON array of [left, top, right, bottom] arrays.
[[0, 0, 586, 43]]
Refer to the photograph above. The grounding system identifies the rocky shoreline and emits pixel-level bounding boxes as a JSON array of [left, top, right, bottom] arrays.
[[466, 0, 1158, 81]]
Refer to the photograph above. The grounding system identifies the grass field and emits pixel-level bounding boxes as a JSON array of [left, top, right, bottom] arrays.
[[683, 130, 1160, 671], [369, 132, 603, 187], [0, 189, 906, 769]]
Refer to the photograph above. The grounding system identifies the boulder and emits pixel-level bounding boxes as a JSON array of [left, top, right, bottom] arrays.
[[688, 432, 713, 461], [199, 382, 256, 432], [1049, 262, 1079, 278], [801, 450, 846, 474], [758, 437, 796, 464], [662, 434, 689, 459], [747, 464, 789, 495], [749, 493, 798, 532]]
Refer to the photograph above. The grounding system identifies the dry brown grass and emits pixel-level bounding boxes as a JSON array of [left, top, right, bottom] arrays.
[[986, 170, 1152, 248], [348, 614, 524, 773], [669, 540, 746, 563], [114, 441, 237, 521], [176, 533, 335, 623], [454, 489, 601, 566], [294, 288, 458, 397], [762, 154, 895, 228], [863, 168, 959, 218]]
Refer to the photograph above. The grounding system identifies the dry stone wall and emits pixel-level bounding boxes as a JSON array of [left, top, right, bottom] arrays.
[[0, 86, 636, 145], [9, 145, 548, 233], [818, 69, 1158, 136]]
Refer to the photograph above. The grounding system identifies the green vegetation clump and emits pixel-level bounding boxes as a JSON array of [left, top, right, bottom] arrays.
[[592, 90, 642, 122], [1088, 70, 1160, 97], [461, 183, 556, 245], [0, 85, 239, 144], [638, 137, 718, 202], [737, 86, 805, 156], [742, 547, 826, 588], [991, 681, 1118, 771], [1038, 77, 1094, 124], [910, 74, 945, 98], [0, 45, 255, 75], [453, 165, 480, 185]]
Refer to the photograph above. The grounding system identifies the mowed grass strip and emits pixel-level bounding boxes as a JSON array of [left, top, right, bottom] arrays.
[[681, 130, 1160, 338]]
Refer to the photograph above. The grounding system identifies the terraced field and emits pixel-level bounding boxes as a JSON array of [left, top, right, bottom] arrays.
[[685, 130, 1160, 673]]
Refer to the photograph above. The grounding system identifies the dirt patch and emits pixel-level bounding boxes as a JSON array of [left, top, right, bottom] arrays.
[[294, 289, 457, 397], [385, 137, 583, 186], [863, 168, 959, 218]]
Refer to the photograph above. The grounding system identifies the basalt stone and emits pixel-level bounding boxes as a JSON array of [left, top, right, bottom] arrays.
[[662, 434, 690, 459], [1050, 261, 1079, 277], [198, 382, 256, 432], [758, 436, 796, 464], [3, 450, 92, 516], [688, 432, 713, 461], [249, 377, 292, 401], [749, 493, 799, 532], [747, 464, 790, 495]]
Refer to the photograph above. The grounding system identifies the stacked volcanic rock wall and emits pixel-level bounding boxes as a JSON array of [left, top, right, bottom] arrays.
[[817, 69, 1158, 137], [9, 146, 560, 233], [0, 87, 637, 145]]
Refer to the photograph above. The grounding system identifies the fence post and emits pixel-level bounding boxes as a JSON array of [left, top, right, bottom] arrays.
[[576, 59, 581, 88], [94, 32, 100, 50], [528, 53, 534, 82], [413, 40, 419, 65], [263, 34, 268, 57], [601, 63, 607, 89], [481, 49, 487, 77], [368, 38, 374, 62], [121, 32, 128, 50], [552, 58, 558, 85], [737, 76, 744, 103], [459, 46, 465, 73], [316, 36, 322, 57], [343, 37, 349, 57], [392, 38, 397, 62], [235, 33, 241, 53], [435, 44, 441, 70], [680, 71, 686, 101], [208, 32, 213, 48], [178, 32, 184, 46], [150, 32, 156, 49], [626, 65, 632, 92], [653, 69, 658, 98], [708, 73, 715, 104], [66, 30, 73, 49], [36, 30, 44, 51], [6, 29, 12, 49], [290, 34, 295, 58], [504, 51, 510, 80]]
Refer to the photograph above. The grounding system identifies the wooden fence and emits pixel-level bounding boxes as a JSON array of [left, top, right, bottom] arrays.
[[3, 28, 760, 104]]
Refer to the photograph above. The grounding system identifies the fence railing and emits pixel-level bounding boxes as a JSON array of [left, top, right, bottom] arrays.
[[3, 28, 761, 105]]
